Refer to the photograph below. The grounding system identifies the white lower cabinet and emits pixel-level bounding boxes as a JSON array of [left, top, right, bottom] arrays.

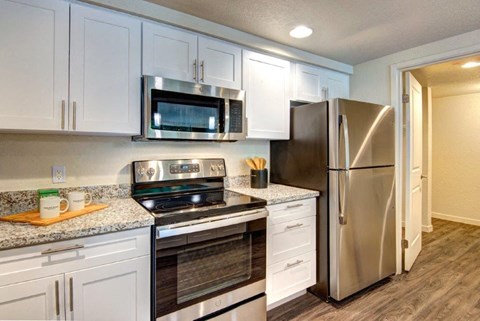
[[266, 198, 317, 307], [267, 251, 316, 305], [0, 275, 65, 320], [0, 228, 150, 321], [66, 257, 149, 321]]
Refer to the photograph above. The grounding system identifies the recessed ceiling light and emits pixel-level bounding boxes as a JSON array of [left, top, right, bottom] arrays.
[[461, 61, 480, 68], [289, 26, 313, 39]]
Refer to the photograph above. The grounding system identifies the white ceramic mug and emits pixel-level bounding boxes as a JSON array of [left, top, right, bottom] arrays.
[[67, 191, 92, 211], [40, 196, 69, 219]]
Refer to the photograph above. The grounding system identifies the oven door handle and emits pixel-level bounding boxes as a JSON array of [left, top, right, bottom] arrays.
[[156, 208, 268, 239]]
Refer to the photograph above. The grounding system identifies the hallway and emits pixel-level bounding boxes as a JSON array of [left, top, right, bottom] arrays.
[[268, 219, 480, 321]]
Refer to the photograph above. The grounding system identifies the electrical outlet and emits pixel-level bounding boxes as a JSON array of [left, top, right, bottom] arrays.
[[52, 165, 66, 184]]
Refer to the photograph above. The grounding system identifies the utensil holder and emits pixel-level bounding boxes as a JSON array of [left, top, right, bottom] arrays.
[[250, 169, 268, 189]]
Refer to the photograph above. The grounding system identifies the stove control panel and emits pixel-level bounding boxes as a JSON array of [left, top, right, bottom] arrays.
[[170, 163, 200, 174], [133, 159, 226, 183]]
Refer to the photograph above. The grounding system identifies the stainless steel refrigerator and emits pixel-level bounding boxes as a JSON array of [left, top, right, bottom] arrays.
[[271, 98, 396, 301]]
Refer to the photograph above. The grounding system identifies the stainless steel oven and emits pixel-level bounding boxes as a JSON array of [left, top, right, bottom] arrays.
[[134, 76, 246, 142], [131, 159, 267, 321]]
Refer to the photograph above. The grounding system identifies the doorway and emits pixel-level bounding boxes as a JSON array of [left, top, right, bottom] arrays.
[[391, 46, 480, 274]]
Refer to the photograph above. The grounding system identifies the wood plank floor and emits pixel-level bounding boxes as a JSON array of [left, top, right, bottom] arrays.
[[268, 219, 480, 321]]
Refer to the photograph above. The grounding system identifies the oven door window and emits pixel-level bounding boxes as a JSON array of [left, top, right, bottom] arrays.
[[151, 89, 225, 133], [177, 234, 251, 303], [155, 219, 266, 318]]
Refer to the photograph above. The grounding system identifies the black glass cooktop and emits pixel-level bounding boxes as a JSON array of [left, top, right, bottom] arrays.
[[137, 190, 267, 225]]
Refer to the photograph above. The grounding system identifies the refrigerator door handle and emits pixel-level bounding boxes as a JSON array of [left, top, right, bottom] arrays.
[[339, 170, 350, 225], [339, 114, 350, 169]]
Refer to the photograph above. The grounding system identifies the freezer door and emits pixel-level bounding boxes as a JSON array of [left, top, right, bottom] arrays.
[[329, 167, 396, 301], [329, 99, 395, 169]]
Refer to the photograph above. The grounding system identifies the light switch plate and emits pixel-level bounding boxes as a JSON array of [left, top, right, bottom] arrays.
[[52, 166, 66, 184]]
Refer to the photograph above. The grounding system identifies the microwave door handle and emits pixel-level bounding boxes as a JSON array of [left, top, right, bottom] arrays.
[[224, 100, 230, 134]]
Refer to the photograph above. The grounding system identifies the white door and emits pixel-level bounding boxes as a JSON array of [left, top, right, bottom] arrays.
[[243, 50, 290, 140], [198, 37, 242, 89], [294, 63, 326, 103], [0, 0, 69, 131], [404, 72, 423, 271], [142, 22, 197, 82], [0, 275, 65, 320], [65, 256, 149, 321], [70, 4, 141, 135]]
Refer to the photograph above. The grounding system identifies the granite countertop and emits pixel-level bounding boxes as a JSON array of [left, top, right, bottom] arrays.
[[0, 198, 154, 250], [227, 183, 319, 205]]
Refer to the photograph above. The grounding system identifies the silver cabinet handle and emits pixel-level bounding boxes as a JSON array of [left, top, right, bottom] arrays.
[[69, 277, 74, 312], [61, 100, 66, 130], [285, 259, 303, 269], [72, 101, 77, 130], [286, 223, 304, 230], [193, 59, 197, 81], [200, 60, 205, 82], [41, 244, 84, 255], [286, 204, 303, 209], [55, 280, 60, 316]]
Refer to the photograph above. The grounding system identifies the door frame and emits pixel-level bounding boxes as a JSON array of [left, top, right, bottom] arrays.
[[390, 44, 480, 274]]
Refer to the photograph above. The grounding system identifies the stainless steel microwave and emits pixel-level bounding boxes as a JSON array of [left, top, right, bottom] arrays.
[[134, 76, 247, 141]]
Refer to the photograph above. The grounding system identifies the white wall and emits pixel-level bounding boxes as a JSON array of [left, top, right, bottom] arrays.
[[350, 29, 480, 106], [431, 93, 480, 226], [0, 134, 269, 192]]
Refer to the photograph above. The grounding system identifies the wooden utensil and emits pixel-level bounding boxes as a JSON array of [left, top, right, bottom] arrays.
[[246, 158, 257, 170], [259, 158, 266, 170], [253, 157, 262, 170]]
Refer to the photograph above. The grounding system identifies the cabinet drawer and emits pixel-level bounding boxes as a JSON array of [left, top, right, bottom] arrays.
[[266, 251, 316, 305], [0, 227, 150, 286], [267, 198, 316, 225], [268, 216, 315, 264]]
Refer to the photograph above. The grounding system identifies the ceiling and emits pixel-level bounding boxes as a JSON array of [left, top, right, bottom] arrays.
[[411, 55, 480, 98], [146, 0, 480, 65]]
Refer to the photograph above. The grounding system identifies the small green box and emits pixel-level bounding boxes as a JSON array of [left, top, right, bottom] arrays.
[[38, 188, 59, 200]]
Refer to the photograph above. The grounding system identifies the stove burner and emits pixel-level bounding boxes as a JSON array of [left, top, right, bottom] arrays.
[[155, 201, 194, 212]]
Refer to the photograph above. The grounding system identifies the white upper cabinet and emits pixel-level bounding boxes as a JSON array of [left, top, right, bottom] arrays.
[[198, 37, 242, 89], [243, 50, 290, 140], [70, 4, 141, 135], [294, 63, 325, 103], [0, 0, 69, 131], [142, 22, 197, 82], [294, 62, 349, 102], [142, 23, 242, 89], [324, 69, 349, 100]]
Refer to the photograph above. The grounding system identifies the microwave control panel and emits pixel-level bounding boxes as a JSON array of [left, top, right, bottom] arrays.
[[229, 100, 243, 133]]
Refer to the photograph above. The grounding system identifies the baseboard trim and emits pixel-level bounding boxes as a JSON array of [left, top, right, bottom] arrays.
[[422, 225, 433, 232], [432, 212, 480, 227]]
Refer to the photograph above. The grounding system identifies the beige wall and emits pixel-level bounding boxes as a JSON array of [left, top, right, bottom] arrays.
[[0, 134, 269, 192], [350, 29, 480, 106], [431, 93, 480, 225]]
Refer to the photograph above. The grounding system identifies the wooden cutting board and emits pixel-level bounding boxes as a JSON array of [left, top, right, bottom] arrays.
[[0, 204, 109, 226]]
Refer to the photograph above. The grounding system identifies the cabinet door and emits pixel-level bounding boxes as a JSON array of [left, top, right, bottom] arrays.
[[266, 251, 316, 306], [65, 256, 149, 321], [143, 22, 197, 82], [0, 275, 65, 320], [0, 0, 69, 131], [294, 63, 326, 103], [243, 51, 290, 140], [70, 4, 141, 135], [325, 69, 349, 100], [198, 37, 242, 89]]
